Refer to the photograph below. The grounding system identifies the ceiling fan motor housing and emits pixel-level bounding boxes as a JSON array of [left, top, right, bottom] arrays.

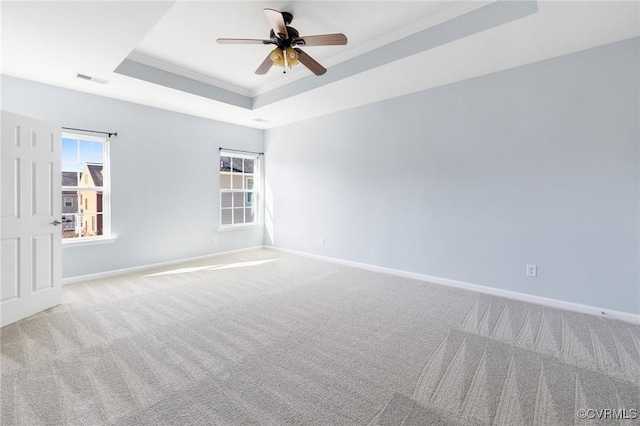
[[270, 26, 300, 48]]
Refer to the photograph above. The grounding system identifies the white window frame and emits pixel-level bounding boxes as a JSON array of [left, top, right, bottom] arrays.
[[61, 132, 112, 244], [64, 196, 73, 207], [219, 150, 261, 229]]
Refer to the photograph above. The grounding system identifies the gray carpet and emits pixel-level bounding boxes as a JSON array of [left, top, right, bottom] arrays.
[[1, 248, 638, 425]]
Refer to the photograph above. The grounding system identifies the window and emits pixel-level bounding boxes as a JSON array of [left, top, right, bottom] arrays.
[[219, 151, 259, 227], [61, 133, 110, 240]]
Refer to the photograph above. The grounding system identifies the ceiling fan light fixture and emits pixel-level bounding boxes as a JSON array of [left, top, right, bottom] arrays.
[[285, 47, 299, 67], [269, 47, 284, 67]]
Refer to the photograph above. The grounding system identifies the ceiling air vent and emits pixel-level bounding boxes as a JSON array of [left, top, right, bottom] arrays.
[[76, 73, 109, 85]]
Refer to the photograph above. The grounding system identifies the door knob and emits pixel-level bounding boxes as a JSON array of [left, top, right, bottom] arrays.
[[52, 220, 61, 226]]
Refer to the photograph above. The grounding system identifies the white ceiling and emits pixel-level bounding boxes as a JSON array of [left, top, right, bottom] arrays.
[[1, 1, 639, 129], [132, 1, 487, 94]]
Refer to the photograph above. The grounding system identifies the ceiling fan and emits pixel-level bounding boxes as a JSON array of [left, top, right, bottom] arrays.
[[216, 8, 347, 76]]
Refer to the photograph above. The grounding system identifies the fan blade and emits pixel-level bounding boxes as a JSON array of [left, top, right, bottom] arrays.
[[294, 48, 326, 75], [255, 54, 273, 75], [293, 33, 347, 46], [264, 8, 288, 39], [217, 38, 273, 45]]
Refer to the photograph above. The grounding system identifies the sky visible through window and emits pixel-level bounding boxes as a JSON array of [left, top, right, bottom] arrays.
[[62, 137, 103, 173]]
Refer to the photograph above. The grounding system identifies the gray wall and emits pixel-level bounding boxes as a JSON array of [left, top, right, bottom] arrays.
[[2, 76, 264, 278], [264, 37, 640, 315], [2, 37, 638, 314]]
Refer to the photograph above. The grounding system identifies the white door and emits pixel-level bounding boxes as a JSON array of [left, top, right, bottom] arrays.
[[1, 111, 62, 327]]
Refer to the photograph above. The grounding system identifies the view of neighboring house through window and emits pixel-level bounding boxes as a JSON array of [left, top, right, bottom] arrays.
[[61, 133, 110, 240], [220, 151, 259, 227]]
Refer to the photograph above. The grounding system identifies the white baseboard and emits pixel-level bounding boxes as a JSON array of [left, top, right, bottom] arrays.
[[62, 246, 265, 285], [266, 246, 640, 325]]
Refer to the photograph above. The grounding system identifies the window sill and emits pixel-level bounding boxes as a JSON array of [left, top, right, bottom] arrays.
[[216, 224, 263, 233], [62, 236, 117, 248]]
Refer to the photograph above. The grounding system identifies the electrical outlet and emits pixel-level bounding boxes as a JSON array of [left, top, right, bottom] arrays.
[[526, 264, 537, 277], [212, 236, 218, 243], [321, 238, 325, 246]]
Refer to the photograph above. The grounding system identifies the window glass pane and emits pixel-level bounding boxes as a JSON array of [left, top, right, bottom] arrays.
[[233, 192, 244, 208], [232, 175, 243, 190], [221, 192, 232, 208], [220, 174, 231, 189], [61, 138, 78, 163], [79, 164, 104, 187], [79, 190, 103, 213], [220, 156, 231, 172], [243, 159, 254, 174], [221, 209, 232, 225], [62, 170, 79, 187], [245, 207, 254, 223], [62, 191, 78, 213], [78, 215, 87, 237], [61, 214, 79, 239], [219, 152, 259, 228], [95, 192, 104, 213], [232, 158, 243, 173], [79, 214, 103, 237], [233, 208, 244, 224], [62, 171, 78, 186], [79, 140, 103, 164]]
